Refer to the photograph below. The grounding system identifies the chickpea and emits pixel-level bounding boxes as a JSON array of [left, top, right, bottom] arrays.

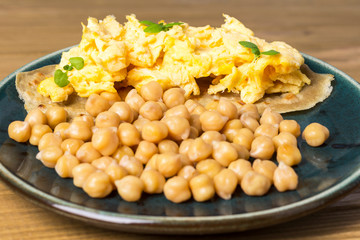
[[254, 123, 278, 138], [45, 106, 68, 129], [214, 169, 238, 200], [140, 81, 163, 101], [72, 115, 94, 128], [144, 154, 158, 171], [65, 121, 92, 141], [273, 162, 298, 192], [85, 94, 111, 117], [179, 139, 194, 155], [156, 152, 182, 178], [140, 169, 166, 194], [8, 121, 31, 142], [141, 121, 168, 143], [184, 99, 200, 113], [55, 152, 80, 178], [91, 156, 114, 170], [164, 105, 190, 120], [162, 88, 186, 108], [60, 138, 83, 155], [76, 142, 102, 163], [178, 165, 198, 181], [119, 155, 143, 177], [187, 138, 213, 162], [205, 101, 218, 111], [238, 104, 260, 120], [241, 171, 271, 196], [117, 123, 140, 147], [195, 159, 223, 178], [95, 111, 121, 128], [38, 132, 62, 151], [54, 122, 70, 140], [72, 163, 97, 187], [100, 91, 121, 105], [125, 89, 145, 112], [201, 131, 226, 145], [24, 108, 47, 127], [29, 124, 52, 146], [163, 176, 191, 203], [250, 136, 275, 160], [139, 101, 163, 121], [272, 131, 298, 149], [36, 146, 63, 168], [158, 139, 179, 154], [189, 114, 202, 133], [108, 101, 134, 123], [92, 127, 119, 156], [132, 117, 150, 132], [135, 141, 158, 164], [189, 174, 215, 202], [162, 116, 190, 141], [179, 153, 193, 166], [279, 119, 301, 137], [192, 105, 206, 115], [216, 98, 238, 120], [105, 162, 128, 184], [188, 126, 199, 139], [199, 110, 228, 132], [302, 122, 330, 147], [222, 119, 243, 142], [260, 107, 283, 128], [228, 159, 252, 182], [83, 170, 113, 198], [277, 144, 302, 166], [232, 128, 254, 150], [240, 114, 259, 132], [252, 159, 277, 183], [112, 145, 135, 162], [157, 101, 168, 113], [115, 175, 144, 202], [212, 141, 238, 167], [231, 143, 250, 160]]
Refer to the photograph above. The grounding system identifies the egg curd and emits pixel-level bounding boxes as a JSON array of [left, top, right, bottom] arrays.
[[37, 14, 310, 104]]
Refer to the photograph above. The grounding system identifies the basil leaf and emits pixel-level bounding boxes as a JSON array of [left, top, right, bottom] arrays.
[[144, 24, 164, 33], [139, 20, 156, 26], [261, 50, 280, 55], [69, 57, 84, 70], [165, 22, 183, 28], [54, 69, 70, 87], [63, 65, 73, 71]]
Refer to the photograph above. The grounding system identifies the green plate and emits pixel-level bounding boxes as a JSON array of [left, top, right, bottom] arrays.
[[0, 47, 359, 234]]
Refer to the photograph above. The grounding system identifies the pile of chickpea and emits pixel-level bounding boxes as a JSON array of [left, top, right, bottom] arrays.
[[8, 81, 330, 203]]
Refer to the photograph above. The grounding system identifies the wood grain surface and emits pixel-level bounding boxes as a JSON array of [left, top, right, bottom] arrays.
[[0, 0, 359, 239]]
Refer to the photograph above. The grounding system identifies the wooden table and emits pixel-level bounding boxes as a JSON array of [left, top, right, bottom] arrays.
[[1, 0, 359, 239]]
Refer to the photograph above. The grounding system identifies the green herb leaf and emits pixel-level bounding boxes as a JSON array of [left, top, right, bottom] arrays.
[[261, 50, 280, 56], [69, 57, 84, 70], [140, 20, 183, 33], [144, 23, 165, 33], [54, 69, 70, 87], [239, 41, 260, 58], [164, 22, 183, 28], [139, 20, 156, 26], [63, 65, 73, 71]]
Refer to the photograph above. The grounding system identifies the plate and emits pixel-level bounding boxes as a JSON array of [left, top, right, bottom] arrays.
[[0, 47, 359, 235]]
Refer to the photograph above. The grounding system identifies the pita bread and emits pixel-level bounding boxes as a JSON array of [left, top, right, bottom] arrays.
[[194, 64, 334, 114], [15, 65, 87, 119], [15, 64, 333, 118]]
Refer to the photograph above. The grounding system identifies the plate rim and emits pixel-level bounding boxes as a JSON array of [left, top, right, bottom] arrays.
[[0, 48, 360, 233]]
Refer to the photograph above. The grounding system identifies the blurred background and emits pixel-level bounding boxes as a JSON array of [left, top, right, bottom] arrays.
[[1, 0, 359, 80], [0, 0, 359, 239]]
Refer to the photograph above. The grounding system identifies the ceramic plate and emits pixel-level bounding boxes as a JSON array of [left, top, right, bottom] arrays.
[[0, 47, 359, 235]]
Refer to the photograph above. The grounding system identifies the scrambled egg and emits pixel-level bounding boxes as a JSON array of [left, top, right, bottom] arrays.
[[38, 14, 310, 103]]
